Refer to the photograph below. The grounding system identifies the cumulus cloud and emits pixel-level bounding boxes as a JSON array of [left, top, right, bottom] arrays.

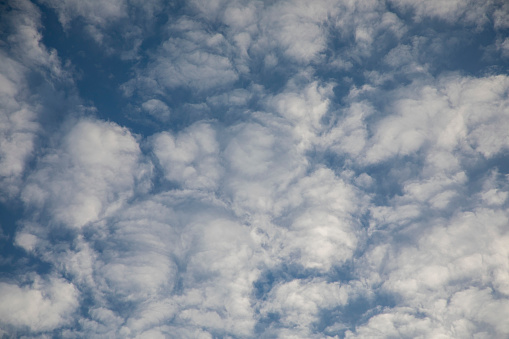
[[388, 0, 504, 27], [152, 122, 221, 190], [259, 278, 350, 335], [0, 276, 78, 333], [347, 206, 509, 338], [141, 99, 171, 121], [338, 74, 509, 337], [2, 0, 509, 337], [21, 119, 150, 228], [124, 17, 238, 94], [0, 0, 70, 199], [321, 74, 509, 168], [0, 81, 39, 199]]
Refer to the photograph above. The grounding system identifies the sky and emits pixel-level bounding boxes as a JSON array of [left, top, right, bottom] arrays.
[[0, 0, 509, 338]]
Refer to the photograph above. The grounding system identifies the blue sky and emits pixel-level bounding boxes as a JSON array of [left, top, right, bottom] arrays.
[[1, 0, 509, 338]]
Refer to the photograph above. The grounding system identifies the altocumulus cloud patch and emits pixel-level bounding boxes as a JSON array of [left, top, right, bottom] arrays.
[[0, 0, 508, 338]]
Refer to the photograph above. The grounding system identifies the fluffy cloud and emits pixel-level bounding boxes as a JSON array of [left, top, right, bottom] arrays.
[[141, 99, 171, 121], [0, 276, 78, 333], [124, 17, 238, 94], [123, 0, 407, 104], [347, 206, 509, 338], [0, 0, 70, 199], [0, 75, 39, 199], [152, 122, 222, 190], [21, 119, 149, 228], [2, 0, 509, 337], [276, 168, 365, 271], [388, 0, 505, 27], [339, 74, 509, 337], [326, 74, 509, 166], [259, 279, 350, 336]]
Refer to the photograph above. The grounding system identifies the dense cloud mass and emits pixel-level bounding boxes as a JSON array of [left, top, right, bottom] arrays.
[[0, 0, 508, 338]]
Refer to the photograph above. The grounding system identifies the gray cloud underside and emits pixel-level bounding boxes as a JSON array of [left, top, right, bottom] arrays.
[[1, 0, 509, 338]]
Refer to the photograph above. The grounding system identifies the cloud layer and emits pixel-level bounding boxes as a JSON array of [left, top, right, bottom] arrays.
[[1, 0, 508, 338]]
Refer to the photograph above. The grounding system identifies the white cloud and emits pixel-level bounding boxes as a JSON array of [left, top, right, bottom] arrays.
[[14, 232, 38, 252], [277, 168, 365, 271], [40, 0, 127, 29], [358, 75, 509, 164], [222, 120, 307, 215], [267, 80, 334, 149], [127, 17, 238, 93], [259, 0, 334, 63], [173, 216, 259, 336], [321, 101, 373, 158], [141, 99, 171, 121], [493, 3, 509, 30], [39, 0, 164, 57], [259, 279, 350, 335], [4, 0, 70, 78], [0, 91, 39, 199], [350, 181, 509, 337], [3, 0, 509, 337], [11, 72, 366, 337], [0, 0, 69, 199], [330, 72, 509, 337], [22, 118, 150, 228], [152, 122, 222, 190], [124, 0, 407, 102], [388, 0, 496, 27], [345, 309, 448, 338], [0, 277, 78, 332]]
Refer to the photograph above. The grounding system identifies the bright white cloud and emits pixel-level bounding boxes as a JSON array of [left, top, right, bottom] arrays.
[[348, 206, 509, 338], [22, 118, 150, 228], [0, 0, 70, 199], [152, 122, 222, 190], [0, 277, 78, 332], [356, 75, 509, 164], [259, 278, 350, 336], [2, 0, 509, 337], [277, 168, 365, 271]]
